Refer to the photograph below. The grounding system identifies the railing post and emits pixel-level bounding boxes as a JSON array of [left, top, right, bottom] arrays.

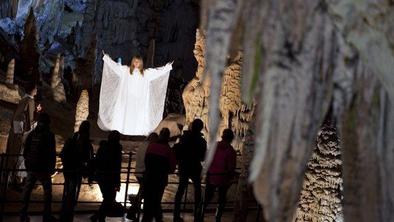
[[0, 153, 4, 222], [1, 154, 11, 222], [124, 152, 132, 207]]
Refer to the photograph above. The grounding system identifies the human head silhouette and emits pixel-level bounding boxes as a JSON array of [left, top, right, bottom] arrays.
[[191, 119, 204, 133], [79, 121, 90, 136], [108, 130, 121, 144], [147, 132, 159, 143], [221, 129, 234, 143], [159, 128, 170, 143]]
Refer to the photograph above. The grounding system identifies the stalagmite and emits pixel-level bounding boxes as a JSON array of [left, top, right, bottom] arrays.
[[51, 54, 67, 103], [5, 59, 15, 84], [0, 59, 20, 104], [295, 125, 343, 222], [74, 90, 89, 132], [183, 30, 209, 132]]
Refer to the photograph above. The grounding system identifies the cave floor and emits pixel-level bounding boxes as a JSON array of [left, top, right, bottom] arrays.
[[2, 211, 261, 222]]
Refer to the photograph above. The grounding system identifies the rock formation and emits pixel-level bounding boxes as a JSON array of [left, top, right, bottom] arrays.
[[0, 58, 20, 104], [183, 30, 254, 150], [5, 58, 14, 84], [183, 29, 210, 130], [0, 83, 21, 104], [154, 113, 185, 138], [295, 125, 343, 222], [0, 0, 18, 19], [18, 8, 39, 82], [74, 89, 89, 132], [51, 55, 67, 103], [202, 0, 394, 221]]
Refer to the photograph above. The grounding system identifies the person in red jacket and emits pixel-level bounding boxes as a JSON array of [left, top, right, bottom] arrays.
[[142, 128, 176, 222], [202, 129, 236, 222]]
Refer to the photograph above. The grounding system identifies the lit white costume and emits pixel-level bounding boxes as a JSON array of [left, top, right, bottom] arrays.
[[98, 54, 172, 135]]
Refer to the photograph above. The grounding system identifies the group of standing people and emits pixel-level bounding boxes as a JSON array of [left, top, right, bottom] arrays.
[[134, 119, 237, 222], [3, 83, 123, 222], [3, 84, 237, 222], [21, 115, 123, 222]]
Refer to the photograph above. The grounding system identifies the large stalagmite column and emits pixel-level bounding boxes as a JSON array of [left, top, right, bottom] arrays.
[[5, 59, 15, 84], [51, 54, 67, 103], [74, 90, 89, 132], [295, 125, 343, 222]]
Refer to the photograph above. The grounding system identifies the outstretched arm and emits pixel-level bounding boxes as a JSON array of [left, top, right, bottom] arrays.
[[102, 53, 123, 78], [145, 61, 173, 80]]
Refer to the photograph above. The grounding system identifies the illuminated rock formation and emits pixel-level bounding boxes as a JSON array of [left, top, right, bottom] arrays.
[[295, 125, 343, 222], [183, 30, 254, 150], [0, 58, 20, 104], [51, 55, 67, 103], [74, 89, 89, 132], [5, 58, 14, 84]]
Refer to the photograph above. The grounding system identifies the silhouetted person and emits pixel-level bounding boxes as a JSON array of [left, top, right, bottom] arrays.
[[91, 131, 122, 222], [201, 129, 237, 222], [127, 132, 159, 221], [20, 113, 56, 222], [142, 128, 176, 222], [60, 121, 94, 222], [173, 119, 207, 222], [5, 83, 38, 189]]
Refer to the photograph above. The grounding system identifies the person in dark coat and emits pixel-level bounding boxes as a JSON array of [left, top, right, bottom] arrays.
[[142, 128, 176, 222], [90, 131, 122, 222], [173, 119, 207, 222], [60, 121, 94, 222], [5, 83, 38, 188], [20, 113, 56, 222], [201, 129, 237, 222]]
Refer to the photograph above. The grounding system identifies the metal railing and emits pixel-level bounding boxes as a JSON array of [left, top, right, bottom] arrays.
[[0, 152, 260, 221]]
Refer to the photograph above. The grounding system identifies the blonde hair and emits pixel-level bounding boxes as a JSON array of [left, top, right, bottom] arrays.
[[130, 56, 144, 75]]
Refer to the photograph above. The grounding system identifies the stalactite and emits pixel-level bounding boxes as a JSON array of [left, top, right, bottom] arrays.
[[74, 89, 89, 132], [201, 0, 394, 221], [204, 0, 243, 173]]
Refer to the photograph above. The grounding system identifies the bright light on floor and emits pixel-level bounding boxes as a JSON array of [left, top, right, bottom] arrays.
[[115, 183, 140, 205]]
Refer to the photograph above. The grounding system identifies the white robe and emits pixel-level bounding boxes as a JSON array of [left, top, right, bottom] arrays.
[[98, 55, 172, 135]]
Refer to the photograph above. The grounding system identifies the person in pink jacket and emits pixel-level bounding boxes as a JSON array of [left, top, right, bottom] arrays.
[[202, 129, 236, 222]]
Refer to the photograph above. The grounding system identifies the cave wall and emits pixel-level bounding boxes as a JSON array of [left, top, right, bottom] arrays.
[[0, 0, 18, 19], [0, 0, 200, 114]]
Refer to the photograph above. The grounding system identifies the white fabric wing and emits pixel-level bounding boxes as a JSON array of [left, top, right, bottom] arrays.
[[145, 65, 172, 130], [98, 55, 172, 136], [97, 55, 123, 131]]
